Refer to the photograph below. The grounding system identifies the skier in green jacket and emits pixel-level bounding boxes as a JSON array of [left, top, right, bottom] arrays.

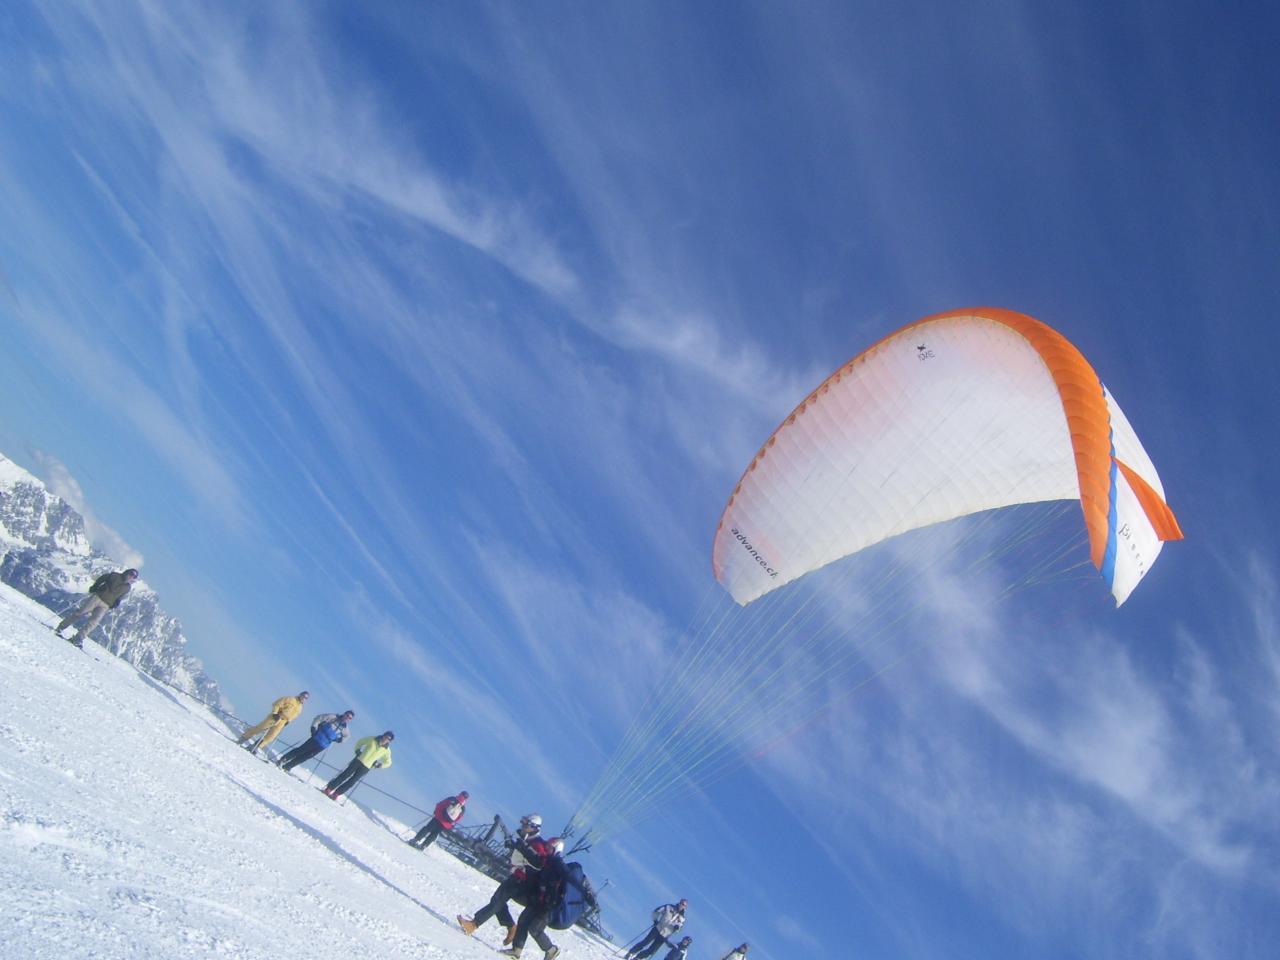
[[324, 731, 394, 799]]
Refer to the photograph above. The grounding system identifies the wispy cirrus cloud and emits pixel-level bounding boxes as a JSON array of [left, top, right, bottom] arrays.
[[16, 2, 808, 641], [934, 618, 1263, 877], [31, 450, 144, 567], [1247, 553, 1280, 728], [10, 2, 597, 598], [773, 913, 824, 953], [752, 544, 1279, 957], [337, 584, 580, 812], [10, 295, 248, 532]]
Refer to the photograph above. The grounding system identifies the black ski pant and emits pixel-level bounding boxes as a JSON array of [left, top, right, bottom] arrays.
[[279, 740, 325, 771], [326, 758, 369, 797], [511, 903, 554, 952], [629, 926, 670, 959], [471, 874, 531, 929], [411, 818, 445, 849]]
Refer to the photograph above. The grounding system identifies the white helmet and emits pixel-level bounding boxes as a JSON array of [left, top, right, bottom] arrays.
[[521, 813, 543, 828]]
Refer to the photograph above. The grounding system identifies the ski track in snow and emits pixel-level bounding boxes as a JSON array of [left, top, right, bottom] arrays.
[[0, 583, 618, 960]]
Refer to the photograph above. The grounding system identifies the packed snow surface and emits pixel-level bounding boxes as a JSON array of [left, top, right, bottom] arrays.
[[0, 582, 617, 960]]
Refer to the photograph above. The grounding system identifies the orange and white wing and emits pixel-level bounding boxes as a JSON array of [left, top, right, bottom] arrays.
[[712, 308, 1182, 606]]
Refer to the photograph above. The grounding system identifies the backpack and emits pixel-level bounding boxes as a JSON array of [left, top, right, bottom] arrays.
[[548, 861, 591, 930]]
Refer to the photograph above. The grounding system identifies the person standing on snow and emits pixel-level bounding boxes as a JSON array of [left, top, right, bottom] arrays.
[[54, 568, 139, 648], [236, 691, 310, 754], [458, 813, 550, 946], [626, 899, 688, 960], [662, 937, 693, 960], [499, 837, 583, 960], [499, 839, 599, 960], [323, 730, 393, 799], [409, 790, 469, 849], [719, 944, 749, 960], [277, 709, 354, 771], [499, 837, 596, 960]]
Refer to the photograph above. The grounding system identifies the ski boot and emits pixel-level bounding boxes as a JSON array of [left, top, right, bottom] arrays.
[[457, 915, 478, 936]]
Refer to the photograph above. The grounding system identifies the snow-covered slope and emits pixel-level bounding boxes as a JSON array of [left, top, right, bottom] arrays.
[[0, 582, 615, 960], [0, 453, 222, 706]]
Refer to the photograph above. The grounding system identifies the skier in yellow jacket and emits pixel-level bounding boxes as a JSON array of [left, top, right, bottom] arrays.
[[324, 731, 394, 799], [237, 692, 310, 754]]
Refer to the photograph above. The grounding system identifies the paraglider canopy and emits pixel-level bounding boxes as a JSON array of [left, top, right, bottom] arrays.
[[569, 308, 1183, 847], [712, 308, 1181, 607]]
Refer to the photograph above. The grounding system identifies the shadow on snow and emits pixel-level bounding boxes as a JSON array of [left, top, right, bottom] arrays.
[[223, 775, 456, 930]]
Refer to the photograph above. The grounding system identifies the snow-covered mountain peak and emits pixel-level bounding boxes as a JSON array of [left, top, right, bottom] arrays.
[[0, 453, 94, 557], [0, 450, 221, 707]]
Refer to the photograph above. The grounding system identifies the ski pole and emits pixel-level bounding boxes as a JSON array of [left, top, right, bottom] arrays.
[[340, 779, 363, 807], [616, 926, 651, 956], [305, 748, 329, 785]]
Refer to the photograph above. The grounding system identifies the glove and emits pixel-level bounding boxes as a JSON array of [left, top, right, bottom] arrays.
[[373, 760, 384, 768]]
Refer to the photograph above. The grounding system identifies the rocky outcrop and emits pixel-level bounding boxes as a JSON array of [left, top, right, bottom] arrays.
[[0, 453, 224, 708]]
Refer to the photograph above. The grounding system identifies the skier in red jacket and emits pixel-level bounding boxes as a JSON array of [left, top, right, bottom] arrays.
[[409, 791, 469, 849]]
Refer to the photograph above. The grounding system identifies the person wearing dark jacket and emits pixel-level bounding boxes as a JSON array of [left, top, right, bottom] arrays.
[[499, 837, 583, 960], [277, 710, 354, 771], [410, 791, 469, 849], [55, 568, 139, 647], [662, 938, 693, 960], [627, 899, 688, 960], [459, 813, 549, 946]]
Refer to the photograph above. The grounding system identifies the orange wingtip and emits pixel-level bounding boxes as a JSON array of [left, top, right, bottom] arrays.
[[1115, 458, 1184, 542]]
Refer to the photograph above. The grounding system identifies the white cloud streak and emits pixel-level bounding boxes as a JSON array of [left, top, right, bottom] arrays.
[[31, 449, 144, 568], [751, 545, 1280, 957]]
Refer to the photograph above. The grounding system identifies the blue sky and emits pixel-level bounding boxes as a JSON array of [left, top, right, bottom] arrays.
[[1, 2, 1278, 958]]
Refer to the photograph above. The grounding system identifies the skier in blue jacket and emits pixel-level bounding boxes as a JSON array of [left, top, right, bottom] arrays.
[[278, 710, 354, 771]]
